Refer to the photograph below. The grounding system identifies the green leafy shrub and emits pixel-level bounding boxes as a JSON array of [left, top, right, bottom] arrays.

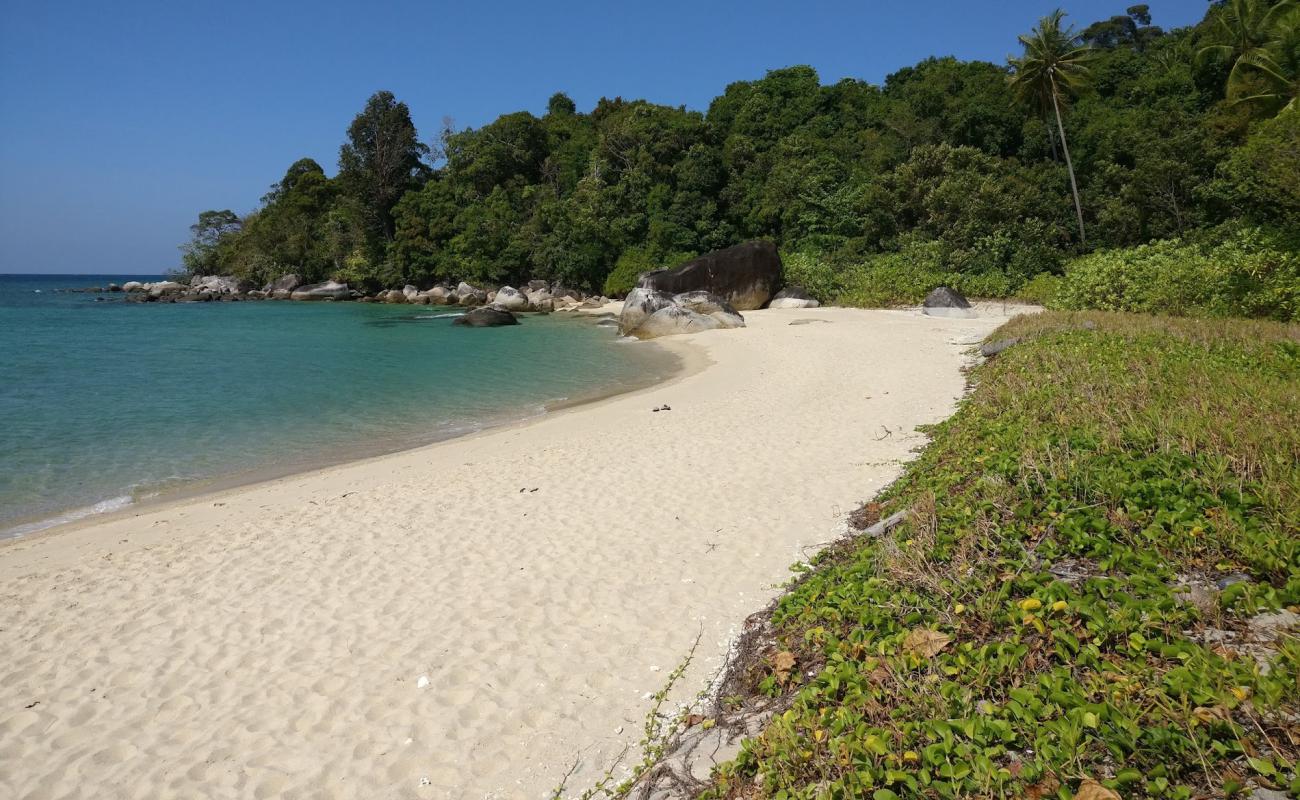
[[703, 312, 1300, 800], [1054, 224, 1300, 321], [780, 251, 845, 303], [1015, 272, 1064, 305], [833, 240, 1028, 307], [602, 247, 696, 298]]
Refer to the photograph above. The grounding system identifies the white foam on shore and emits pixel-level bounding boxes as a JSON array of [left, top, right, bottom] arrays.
[[2, 494, 134, 540]]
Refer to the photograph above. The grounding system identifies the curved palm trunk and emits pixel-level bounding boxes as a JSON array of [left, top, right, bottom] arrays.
[[1050, 74, 1087, 248]]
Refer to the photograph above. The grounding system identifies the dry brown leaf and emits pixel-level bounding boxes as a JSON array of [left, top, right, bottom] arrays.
[[1074, 778, 1121, 800], [1192, 705, 1230, 723], [772, 650, 796, 683], [902, 627, 952, 658], [1025, 776, 1060, 800]]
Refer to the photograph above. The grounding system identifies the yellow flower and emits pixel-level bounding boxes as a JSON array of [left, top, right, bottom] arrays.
[[954, 603, 967, 614], [1052, 600, 1069, 612], [1019, 598, 1042, 612], [902, 750, 919, 763]]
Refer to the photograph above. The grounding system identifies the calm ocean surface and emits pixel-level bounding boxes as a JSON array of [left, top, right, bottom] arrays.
[[0, 275, 675, 537]]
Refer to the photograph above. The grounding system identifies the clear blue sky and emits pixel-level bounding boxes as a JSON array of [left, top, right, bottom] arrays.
[[0, 0, 1208, 274]]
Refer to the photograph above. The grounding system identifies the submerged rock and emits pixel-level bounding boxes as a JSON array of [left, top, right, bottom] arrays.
[[452, 306, 519, 327]]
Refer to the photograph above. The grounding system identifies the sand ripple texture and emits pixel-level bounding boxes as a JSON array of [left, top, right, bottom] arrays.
[[0, 305, 1032, 799]]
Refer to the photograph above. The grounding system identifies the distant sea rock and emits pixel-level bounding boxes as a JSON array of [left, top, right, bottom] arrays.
[[290, 281, 351, 301], [147, 281, 186, 298], [264, 274, 302, 297], [190, 275, 252, 294], [637, 241, 782, 311], [452, 306, 519, 327]]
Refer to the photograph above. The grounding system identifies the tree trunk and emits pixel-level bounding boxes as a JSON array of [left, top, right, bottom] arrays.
[[1050, 75, 1087, 248]]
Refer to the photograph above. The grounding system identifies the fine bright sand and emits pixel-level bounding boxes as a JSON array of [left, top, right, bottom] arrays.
[[0, 303, 1034, 799]]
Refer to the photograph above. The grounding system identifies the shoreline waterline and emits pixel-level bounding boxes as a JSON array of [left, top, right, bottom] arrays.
[[0, 328, 703, 547], [0, 306, 1035, 799], [2, 277, 682, 540]]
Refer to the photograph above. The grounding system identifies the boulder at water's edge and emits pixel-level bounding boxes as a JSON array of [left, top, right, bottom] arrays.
[[290, 281, 351, 301], [630, 305, 723, 340], [619, 288, 678, 335], [452, 306, 519, 327]]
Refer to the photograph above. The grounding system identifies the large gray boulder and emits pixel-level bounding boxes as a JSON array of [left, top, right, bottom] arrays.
[[618, 288, 678, 335], [264, 273, 302, 295], [290, 280, 351, 301], [525, 287, 552, 307], [423, 285, 453, 305], [190, 275, 250, 294], [673, 291, 746, 328], [147, 281, 186, 298], [457, 282, 487, 307], [551, 283, 586, 301], [768, 285, 820, 309], [637, 241, 782, 311], [630, 306, 723, 340], [452, 306, 519, 327], [493, 285, 529, 311], [122, 281, 145, 292], [922, 286, 974, 318]]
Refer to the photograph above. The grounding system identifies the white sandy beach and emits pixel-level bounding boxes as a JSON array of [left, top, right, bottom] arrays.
[[0, 303, 1032, 800]]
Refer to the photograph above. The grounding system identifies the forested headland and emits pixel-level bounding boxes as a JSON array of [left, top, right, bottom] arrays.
[[182, 1, 1299, 320]]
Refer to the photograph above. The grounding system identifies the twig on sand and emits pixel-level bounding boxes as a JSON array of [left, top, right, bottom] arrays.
[[553, 630, 705, 799]]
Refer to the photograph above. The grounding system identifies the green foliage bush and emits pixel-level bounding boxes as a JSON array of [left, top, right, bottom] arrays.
[[1013, 271, 1064, 305], [704, 312, 1300, 799], [780, 251, 844, 303], [1054, 224, 1300, 321], [601, 247, 696, 297]]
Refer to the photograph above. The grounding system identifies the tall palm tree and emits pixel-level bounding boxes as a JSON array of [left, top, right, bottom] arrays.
[[1010, 9, 1093, 247], [1201, 0, 1300, 114]]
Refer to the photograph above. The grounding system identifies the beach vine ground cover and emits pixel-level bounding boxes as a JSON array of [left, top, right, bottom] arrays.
[[699, 312, 1299, 799]]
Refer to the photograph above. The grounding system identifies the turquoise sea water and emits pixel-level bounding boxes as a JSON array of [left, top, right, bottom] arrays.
[[0, 275, 674, 536]]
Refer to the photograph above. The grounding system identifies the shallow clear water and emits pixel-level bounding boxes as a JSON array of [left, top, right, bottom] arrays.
[[0, 275, 671, 536]]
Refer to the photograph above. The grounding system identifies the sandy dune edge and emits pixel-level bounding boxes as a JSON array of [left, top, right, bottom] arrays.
[[0, 305, 1030, 800]]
